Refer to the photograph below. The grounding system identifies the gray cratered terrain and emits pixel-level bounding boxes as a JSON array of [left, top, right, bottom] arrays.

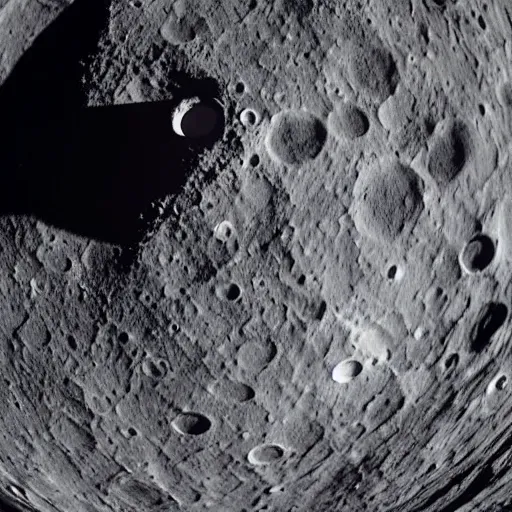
[[0, 0, 511, 511]]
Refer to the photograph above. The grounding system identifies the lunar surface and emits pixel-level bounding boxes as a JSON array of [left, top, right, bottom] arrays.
[[0, 0, 511, 511]]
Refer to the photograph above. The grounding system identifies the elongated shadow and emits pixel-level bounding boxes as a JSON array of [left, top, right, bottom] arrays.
[[0, 0, 224, 247], [0, 493, 24, 512]]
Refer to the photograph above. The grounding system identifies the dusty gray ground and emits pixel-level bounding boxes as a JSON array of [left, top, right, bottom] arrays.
[[1, 0, 512, 511]]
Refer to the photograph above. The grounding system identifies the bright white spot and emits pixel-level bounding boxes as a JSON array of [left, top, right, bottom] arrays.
[[332, 359, 363, 383]]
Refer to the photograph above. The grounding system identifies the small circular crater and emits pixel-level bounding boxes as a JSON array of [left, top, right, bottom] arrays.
[[247, 444, 285, 465], [444, 353, 459, 371], [266, 109, 327, 165], [347, 45, 398, 101], [118, 332, 129, 344], [241, 108, 259, 127], [223, 282, 241, 301], [43, 245, 72, 273], [160, 13, 197, 45], [332, 359, 363, 384], [387, 264, 405, 281], [209, 379, 255, 403], [237, 384, 255, 401], [127, 427, 138, 437], [426, 463, 437, 473], [249, 154, 260, 167], [235, 82, 246, 94], [142, 358, 168, 379], [62, 257, 72, 272], [460, 233, 495, 273], [171, 412, 211, 436], [237, 339, 277, 374], [172, 97, 222, 138], [496, 375, 507, 390], [67, 335, 77, 351], [214, 221, 234, 243], [498, 82, 512, 108], [91, 395, 112, 415], [354, 161, 423, 242], [387, 265, 397, 280], [428, 121, 470, 186], [330, 102, 369, 139]]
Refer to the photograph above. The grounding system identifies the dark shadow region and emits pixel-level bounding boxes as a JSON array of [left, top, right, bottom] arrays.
[[0, 0, 224, 248]]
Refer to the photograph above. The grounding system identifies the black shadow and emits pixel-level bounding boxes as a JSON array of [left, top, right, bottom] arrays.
[[0, 0, 224, 247]]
